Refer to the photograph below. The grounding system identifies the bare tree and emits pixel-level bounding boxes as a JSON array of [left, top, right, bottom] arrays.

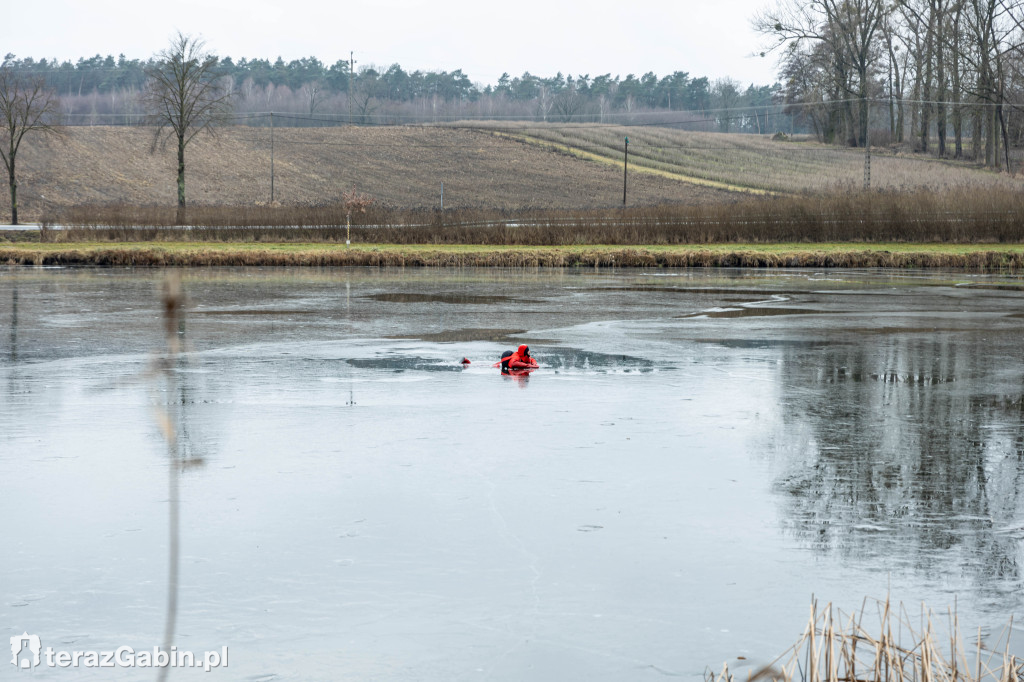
[[779, 41, 846, 141], [881, 12, 908, 143], [755, 0, 888, 147], [897, 0, 955, 155], [349, 66, 383, 124], [948, 0, 967, 157], [712, 78, 743, 132], [959, 0, 1024, 169], [144, 32, 232, 222], [0, 63, 61, 225], [536, 84, 554, 122], [552, 86, 585, 122], [301, 81, 323, 117]]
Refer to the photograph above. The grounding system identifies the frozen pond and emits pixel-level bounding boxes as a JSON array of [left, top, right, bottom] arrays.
[[2, 266, 1023, 679]]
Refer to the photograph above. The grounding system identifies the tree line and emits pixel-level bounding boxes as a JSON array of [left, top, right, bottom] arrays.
[[0, 52, 780, 130], [756, 0, 1024, 168]]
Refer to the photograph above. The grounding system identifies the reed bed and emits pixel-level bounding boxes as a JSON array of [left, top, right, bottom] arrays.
[[44, 189, 1024, 245], [708, 597, 1021, 682]]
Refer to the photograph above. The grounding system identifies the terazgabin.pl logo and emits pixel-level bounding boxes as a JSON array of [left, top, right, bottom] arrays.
[[10, 633, 228, 672], [10, 633, 41, 669]]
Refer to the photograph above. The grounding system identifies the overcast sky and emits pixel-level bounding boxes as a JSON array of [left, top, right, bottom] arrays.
[[2, 0, 781, 86]]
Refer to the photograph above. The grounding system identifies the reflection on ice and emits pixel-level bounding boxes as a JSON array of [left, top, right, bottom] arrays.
[[769, 336, 1024, 608]]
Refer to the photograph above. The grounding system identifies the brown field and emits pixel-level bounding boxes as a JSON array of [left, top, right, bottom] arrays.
[[6, 124, 1024, 226], [3, 125, 738, 221]]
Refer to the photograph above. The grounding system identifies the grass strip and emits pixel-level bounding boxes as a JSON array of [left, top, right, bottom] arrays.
[[4, 242, 1024, 269]]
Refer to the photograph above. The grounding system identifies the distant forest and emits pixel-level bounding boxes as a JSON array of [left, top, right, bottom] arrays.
[[0, 53, 782, 133]]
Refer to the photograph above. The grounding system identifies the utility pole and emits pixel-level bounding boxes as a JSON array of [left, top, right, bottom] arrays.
[[863, 100, 871, 190], [863, 140, 871, 190], [348, 51, 355, 125], [270, 112, 275, 203], [623, 137, 629, 206]]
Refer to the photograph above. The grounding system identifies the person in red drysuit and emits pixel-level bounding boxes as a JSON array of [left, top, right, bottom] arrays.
[[495, 344, 538, 372]]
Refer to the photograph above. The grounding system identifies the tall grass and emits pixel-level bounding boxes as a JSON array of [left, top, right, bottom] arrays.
[[46, 188, 1024, 245], [709, 597, 1021, 682]]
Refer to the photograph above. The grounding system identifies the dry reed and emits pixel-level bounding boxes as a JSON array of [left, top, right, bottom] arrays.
[[708, 597, 1021, 682], [42, 189, 1024, 245]]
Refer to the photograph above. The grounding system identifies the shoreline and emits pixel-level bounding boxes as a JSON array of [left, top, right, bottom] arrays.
[[4, 242, 1024, 269]]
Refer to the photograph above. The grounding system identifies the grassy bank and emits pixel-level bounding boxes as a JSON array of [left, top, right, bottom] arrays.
[[4, 241, 1024, 269]]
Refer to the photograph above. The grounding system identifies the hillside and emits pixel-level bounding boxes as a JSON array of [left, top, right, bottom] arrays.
[[3, 125, 736, 222], [4, 124, 1023, 223], [460, 122, 1024, 195]]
